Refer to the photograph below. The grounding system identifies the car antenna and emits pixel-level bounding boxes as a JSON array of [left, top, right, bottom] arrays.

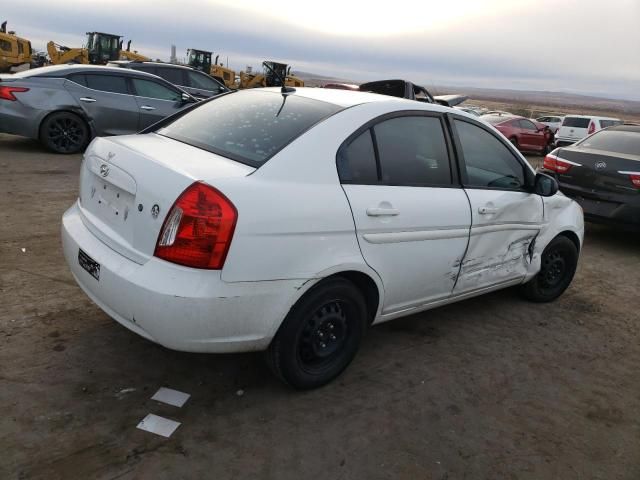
[[262, 61, 295, 95]]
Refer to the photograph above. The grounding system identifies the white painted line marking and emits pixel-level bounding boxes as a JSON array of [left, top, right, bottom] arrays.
[[151, 387, 190, 408], [136, 414, 180, 438]]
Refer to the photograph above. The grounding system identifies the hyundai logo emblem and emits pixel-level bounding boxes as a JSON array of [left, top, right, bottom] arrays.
[[100, 164, 110, 177], [595, 161, 607, 171]]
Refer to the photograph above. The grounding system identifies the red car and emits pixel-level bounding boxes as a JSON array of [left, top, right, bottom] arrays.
[[481, 114, 552, 154]]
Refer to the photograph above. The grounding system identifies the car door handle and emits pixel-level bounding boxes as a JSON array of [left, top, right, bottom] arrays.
[[478, 206, 498, 215], [79, 97, 96, 103], [366, 207, 400, 217], [140, 105, 156, 111]]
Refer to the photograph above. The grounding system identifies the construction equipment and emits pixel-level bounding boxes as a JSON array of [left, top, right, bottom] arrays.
[[0, 21, 33, 72], [119, 40, 150, 62], [187, 48, 236, 88], [48, 32, 149, 65], [238, 61, 304, 89]]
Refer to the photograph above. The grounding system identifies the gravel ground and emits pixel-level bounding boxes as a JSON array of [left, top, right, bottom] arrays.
[[1, 133, 639, 480]]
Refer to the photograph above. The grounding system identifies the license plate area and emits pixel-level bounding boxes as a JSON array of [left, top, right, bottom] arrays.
[[87, 177, 134, 226], [78, 248, 100, 280]]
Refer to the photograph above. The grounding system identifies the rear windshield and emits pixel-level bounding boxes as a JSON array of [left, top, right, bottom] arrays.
[[562, 117, 590, 128], [578, 130, 640, 157], [157, 90, 342, 166]]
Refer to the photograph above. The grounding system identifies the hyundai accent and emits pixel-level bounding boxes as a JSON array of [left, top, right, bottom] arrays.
[[62, 88, 584, 389]]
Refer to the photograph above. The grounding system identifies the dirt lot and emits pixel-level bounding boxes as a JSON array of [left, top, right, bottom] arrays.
[[1, 133, 639, 480]]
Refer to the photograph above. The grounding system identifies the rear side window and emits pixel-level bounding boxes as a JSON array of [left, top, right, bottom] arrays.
[[337, 130, 378, 183], [157, 90, 342, 166], [562, 117, 590, 128], [68, 74, 87, 86], [579, 130, 640, 156], [132, 78, 181, 101], [85, 74, 129, 94], [455, 119, 526, 190], [155, 67, 185, 86], [17, 42, 24, 55], [374, 116, 451, 186], [599, 119, 621, 128]]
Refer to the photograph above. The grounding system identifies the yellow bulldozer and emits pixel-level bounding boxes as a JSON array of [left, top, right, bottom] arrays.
[[47, 32, 149, 65], [0, 21, 33, 73], [238, 61, 304, 89], [187, 48, 236, 88]]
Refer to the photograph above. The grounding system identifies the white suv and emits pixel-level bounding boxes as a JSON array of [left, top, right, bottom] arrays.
[[535, 115, 564, 133], [555, 115, 622, 146], [61, 88, 584, 389]]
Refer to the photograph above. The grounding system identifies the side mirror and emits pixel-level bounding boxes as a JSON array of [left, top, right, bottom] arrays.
[[534, 172, 559, 197], [180, 92, 194, 104]]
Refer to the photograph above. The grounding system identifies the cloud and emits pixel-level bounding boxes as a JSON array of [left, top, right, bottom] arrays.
[[3, 0, 639, 99]]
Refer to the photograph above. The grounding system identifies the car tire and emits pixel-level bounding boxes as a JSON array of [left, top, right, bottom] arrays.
[[521, 236, 578, 303], [510, 137, 519, 149], [266, 277, 367, 389], [40, 112, 89, 154]]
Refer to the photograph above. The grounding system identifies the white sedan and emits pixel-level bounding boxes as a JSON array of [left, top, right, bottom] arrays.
[[62, 87, 584, 389]]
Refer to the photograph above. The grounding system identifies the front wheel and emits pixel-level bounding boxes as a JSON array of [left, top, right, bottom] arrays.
[[521, 236, 578, 302], [266, 278, 367, 389]]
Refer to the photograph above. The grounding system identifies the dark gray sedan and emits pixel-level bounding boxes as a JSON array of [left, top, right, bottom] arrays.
[[0, 64, 197, 153], [541, 124, 640, 229]]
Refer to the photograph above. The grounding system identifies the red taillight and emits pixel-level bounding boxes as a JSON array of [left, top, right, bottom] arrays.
[[629, 174, 640, 188], [154, 182, 237, 269], [0, 86, 29, 101], [543, 153, 574, 174], [587, 122, 596, 134]]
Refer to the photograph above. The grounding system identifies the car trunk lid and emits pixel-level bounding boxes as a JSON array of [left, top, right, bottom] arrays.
[[78, 133, 255, 264], [555, 147, 640, 196]]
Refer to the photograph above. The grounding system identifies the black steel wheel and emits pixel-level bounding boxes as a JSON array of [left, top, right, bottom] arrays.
[[521, 235, 578, 302], [266, 278, 367, 389], [40, 112, 89, 154]]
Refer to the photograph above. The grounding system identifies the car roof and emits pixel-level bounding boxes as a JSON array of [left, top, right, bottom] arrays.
[[111, 61, 197, 71], [10, 64, 156, 78], [261, 86, 432, 108]]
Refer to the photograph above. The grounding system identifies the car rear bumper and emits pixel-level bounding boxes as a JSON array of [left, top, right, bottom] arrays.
[[0, 101, 41, 138], [555, 183, 640, 228], [61, 201, 303, 353]]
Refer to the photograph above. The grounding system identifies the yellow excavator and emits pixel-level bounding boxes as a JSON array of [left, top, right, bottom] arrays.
[[187, 48, 236, 88], [0, 21, 33, 72], [48, 32, 149, 65], [238, 61, 304, 89]]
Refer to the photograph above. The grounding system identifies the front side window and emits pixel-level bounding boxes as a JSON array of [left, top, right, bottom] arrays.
[[157, 90, 342, 166], [132, 78, 181, 101], [0, 39, 12, 52], [455, 119, 526, 190], [373, 116, 451, 186], [85, 74, 129, 94], [186, 71, 223, 92], [519, 119, 538, 130]]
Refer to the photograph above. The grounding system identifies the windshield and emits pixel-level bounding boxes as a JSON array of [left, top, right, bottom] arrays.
[[578, 129, 640, 157], [157, 90, 343, 166]]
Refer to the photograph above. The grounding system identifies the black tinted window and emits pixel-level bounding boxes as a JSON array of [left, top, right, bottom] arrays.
[[374, 116, 451, 186], [157, 90, 342, 166], [155, 67, 185, 85], [337, 130, 378, 183], [68, 74, 86, 86], [85, 74, 129, 94], [187, 70, 223, 92], [579, 130, 640, 156], [132, 78, 181, 101], [563, 117, 590, 128], [455, 120, 526, 190]]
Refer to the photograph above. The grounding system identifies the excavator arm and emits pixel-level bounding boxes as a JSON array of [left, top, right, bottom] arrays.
[[47, 41, 88, 64]]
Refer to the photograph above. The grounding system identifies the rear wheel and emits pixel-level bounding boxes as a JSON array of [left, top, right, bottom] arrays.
[[521, 236, 578, 302], [40, 112, 89, 154], [266, 278, 367, 389]]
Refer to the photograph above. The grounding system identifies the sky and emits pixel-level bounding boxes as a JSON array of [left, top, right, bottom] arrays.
[[4, 0, 640, 100]]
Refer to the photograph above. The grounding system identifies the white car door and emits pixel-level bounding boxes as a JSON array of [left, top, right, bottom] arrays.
[[450, 116, 544, 294], [338, 114, 471, 315]]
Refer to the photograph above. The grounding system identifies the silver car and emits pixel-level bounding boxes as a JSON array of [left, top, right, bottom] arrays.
[[0, 64, 197, 153]]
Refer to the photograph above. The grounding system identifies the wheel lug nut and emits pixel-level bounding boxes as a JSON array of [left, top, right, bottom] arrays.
[[330, 334, 336, 340], [320, 342, 326, 348]]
